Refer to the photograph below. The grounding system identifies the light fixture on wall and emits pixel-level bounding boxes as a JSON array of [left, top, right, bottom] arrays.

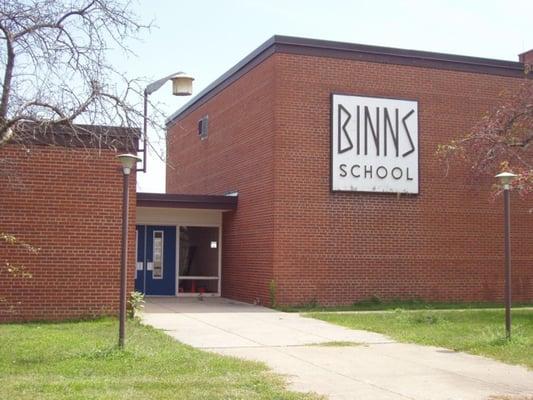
[[494, 170, 517, 340], [117, 153, 141, 349], [140, 72, 195, 172]]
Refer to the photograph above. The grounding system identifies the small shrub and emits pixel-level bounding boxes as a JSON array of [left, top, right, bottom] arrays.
[[128, 291, 145, 319], [306, 298, 319, 309]]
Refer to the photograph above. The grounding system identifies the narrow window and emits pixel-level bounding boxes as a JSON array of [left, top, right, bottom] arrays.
[[153, 231, 164, 279]]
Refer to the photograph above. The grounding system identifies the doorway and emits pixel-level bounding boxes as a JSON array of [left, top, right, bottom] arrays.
[[135, 225, 176, 296], [135, 224, 220, 296], [178, 226, 220, 295]]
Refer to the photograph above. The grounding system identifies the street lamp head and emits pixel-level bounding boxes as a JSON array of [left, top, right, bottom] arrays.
[[495, 171, 517, 189], [117, 153, 142, 175], [170, 73, 194, 96]]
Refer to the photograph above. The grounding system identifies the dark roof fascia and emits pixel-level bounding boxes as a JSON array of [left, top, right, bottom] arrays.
[[166, 36, 277, 126], [166, 35, 529, 126], [136, 192, 238, 211], [13, 122, 140, 152]]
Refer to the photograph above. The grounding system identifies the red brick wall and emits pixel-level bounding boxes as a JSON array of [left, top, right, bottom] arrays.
[[0, 145, 136, 322], [273, 53, 532, 305], [168, 52, 532, 306], [166, 57, 276, 304]]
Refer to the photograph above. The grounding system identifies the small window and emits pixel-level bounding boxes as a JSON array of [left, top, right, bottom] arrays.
[[153, 231, 164, 279], [198, 115, 208, 140]]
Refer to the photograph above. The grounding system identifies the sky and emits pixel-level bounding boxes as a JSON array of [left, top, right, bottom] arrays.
[[117, 0, 533, 193]]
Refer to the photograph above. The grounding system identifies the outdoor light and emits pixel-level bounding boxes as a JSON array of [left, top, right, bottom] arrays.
[[117, 153, 142, 175], [495, 170, 517, 340], [171, 73, 194, 96], [117, 153, 141, 349], [139, 71, 194, 173], [495, 171, 517, 189]]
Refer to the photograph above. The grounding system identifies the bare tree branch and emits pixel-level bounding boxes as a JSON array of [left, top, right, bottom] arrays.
[[0, 0, 151, 148], [0, 21, 15, 121]]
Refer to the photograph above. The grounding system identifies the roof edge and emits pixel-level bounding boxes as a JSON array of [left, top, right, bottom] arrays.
[[12, 122, 140, 152], [136, 192, 238, 211], [166, 35, 528, 126], [166, 36, 277, 126]]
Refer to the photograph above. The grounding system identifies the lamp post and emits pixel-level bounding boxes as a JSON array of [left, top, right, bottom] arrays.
[[117, 153, 141, 349], [140, 72, 194, 172], [495, 171, 517, 340]]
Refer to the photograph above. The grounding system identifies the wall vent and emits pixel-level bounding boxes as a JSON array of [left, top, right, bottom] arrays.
[[198, 115, 209, 140]]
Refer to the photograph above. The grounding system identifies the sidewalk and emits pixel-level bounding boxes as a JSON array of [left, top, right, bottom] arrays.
[[142, 297, 533, 400]]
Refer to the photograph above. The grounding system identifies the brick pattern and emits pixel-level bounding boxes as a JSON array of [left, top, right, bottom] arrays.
[[166, 57, 277, 304], [0, 145, 136, 322], [168, 52, 533, 306], [272, 53, 532, 305]]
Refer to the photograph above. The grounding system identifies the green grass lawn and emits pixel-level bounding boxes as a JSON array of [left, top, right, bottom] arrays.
[[0, 318, 320, 400], [307, 308, 533, 369]]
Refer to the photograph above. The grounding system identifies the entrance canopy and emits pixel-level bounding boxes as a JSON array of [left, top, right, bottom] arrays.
[[137, 192, 238, 210], [135, 192, 237, 298]]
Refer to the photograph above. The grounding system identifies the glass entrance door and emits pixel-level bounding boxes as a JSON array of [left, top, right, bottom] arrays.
[[178, 226, 220, 295]]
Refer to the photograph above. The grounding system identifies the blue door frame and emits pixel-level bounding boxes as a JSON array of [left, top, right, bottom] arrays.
[[135, 225, 176, 296]]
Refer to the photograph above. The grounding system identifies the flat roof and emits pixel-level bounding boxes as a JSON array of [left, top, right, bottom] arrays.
[[136, 192, 238, 211], [166, 35, 528, 126], [15, 122, 139, 151]]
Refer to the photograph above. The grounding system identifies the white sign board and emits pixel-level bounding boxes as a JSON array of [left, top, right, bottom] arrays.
[[331, 94, 419, 193]]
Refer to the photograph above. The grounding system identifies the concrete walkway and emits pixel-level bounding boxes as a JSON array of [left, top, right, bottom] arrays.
[[142, 297, 533, 400]]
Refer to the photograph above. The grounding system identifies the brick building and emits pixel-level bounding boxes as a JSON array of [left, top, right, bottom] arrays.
[[0, 126, 138, 321], [165, 36, 532, 306], [2, 37, 532, 322]]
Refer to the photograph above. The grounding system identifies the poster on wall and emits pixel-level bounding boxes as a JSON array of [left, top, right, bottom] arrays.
[[331, 94, 419, 193]]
